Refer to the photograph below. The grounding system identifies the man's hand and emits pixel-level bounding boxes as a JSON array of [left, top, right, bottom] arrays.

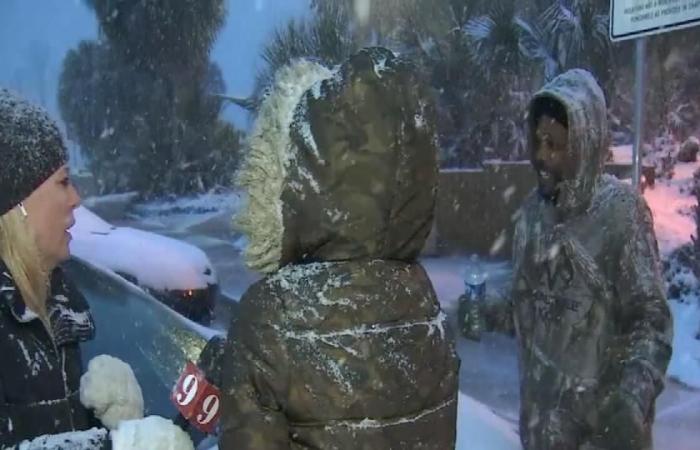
[[597, 389, 647, 450], [534, 409, 580, 450]]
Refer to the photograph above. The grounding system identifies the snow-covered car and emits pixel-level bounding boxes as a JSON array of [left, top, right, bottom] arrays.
[[69, 206, 218, 324]]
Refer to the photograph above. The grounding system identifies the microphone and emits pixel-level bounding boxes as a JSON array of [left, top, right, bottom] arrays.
[[171, 336, 226, 436]]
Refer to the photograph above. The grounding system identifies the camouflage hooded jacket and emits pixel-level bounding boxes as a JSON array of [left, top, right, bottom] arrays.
[[219, 48, 459, 450], [507, 70, 673, 450]]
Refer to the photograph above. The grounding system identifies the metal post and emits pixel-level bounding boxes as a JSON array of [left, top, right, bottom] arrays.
[[633, 37, 647, 191]]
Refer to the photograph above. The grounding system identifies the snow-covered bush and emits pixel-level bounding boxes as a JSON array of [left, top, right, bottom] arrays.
[[679, 136, 700, 163]]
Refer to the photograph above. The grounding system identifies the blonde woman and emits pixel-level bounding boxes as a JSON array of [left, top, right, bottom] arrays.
[[0, 89, 192, 450]]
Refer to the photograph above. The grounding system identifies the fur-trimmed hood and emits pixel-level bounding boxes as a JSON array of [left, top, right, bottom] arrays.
[[236, 48, 439, 273]]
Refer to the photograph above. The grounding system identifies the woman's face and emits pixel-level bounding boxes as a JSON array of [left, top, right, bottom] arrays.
[[23, 165, 81, 269]]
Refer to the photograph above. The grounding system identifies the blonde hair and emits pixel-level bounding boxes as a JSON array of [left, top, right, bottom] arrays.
[[0, 206, 49, 321]]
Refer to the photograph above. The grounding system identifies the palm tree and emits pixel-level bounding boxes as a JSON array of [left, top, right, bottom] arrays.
[[518, 0, 611, 83], [460, 0, 535, 162], [85, 0, 226, 72], [464, 0, 530, 79], [247, 3, 355, 106]]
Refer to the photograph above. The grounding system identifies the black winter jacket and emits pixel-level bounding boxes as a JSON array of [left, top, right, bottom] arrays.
[[0, 261, 102, 448]]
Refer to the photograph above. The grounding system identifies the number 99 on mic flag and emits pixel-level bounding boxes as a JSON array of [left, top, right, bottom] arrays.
[[171, 361, 222, 434]]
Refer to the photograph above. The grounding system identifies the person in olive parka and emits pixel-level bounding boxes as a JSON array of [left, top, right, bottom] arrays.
[[219, 47, 460, 450]]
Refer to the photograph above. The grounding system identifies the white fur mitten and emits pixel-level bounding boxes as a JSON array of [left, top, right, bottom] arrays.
[[80, 355, 144, 430], [110, 416, 194, 450]]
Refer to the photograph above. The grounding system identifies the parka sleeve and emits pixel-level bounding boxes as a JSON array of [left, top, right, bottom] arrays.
[[219, 286, 290, 450], [614, 198, 673, 413]]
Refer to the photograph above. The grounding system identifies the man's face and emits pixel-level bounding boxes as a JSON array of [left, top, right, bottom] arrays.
[[532, 114, 575, 200]]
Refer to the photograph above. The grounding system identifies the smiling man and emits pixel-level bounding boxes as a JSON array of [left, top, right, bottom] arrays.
[[515, 69, 673, 450], [531, 96, 574, 203], [463, 69, 673, 450]]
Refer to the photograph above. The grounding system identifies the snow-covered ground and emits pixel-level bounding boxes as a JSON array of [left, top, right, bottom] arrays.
[[456, 393, 520, 450], [89, 151, 700, 449], [424, 257, 521, 449]]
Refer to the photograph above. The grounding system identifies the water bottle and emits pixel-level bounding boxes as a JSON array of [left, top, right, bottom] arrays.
[[459, 254, 487, 341]]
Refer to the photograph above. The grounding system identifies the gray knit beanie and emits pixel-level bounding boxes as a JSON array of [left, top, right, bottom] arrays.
[[0, 89, 67, 216]]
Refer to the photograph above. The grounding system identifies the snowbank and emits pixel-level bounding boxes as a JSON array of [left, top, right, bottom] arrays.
[[70, 207, 216, 291], [82, 192, 139, 222], [134, 192, 237, 215]]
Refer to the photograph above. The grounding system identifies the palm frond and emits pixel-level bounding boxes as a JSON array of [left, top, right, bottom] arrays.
[[516, 16, 559, 79], [463, 0, 525, 75]]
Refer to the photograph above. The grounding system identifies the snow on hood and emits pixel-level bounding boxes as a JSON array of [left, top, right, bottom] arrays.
[[528, 69, 609, 217], [234, 60, 335, 273]]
